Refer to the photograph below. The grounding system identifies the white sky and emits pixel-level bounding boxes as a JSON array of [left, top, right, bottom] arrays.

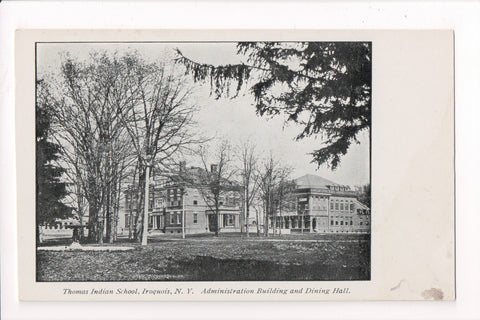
[[37, 42, 370, 187]]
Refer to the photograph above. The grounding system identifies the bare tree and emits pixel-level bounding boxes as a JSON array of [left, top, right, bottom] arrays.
[[257, 154, 292, 237], [46, 53, 138, 243], [236, 142, 260, 237], [116, 58, 202, 245], [187, 141, 237, 237], [252, 195, 264, 236], [271, 178, 296, 235]]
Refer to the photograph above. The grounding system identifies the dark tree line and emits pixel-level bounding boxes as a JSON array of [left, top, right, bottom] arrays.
[[36, 80, 72, 242]]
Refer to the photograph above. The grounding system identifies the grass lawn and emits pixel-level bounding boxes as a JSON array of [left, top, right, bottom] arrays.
[[36, 233, 370, 281]]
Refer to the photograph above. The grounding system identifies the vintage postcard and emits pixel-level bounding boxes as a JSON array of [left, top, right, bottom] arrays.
[[16, 29, 454, 301]]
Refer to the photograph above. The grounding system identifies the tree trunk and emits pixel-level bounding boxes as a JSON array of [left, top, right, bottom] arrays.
[[215, 209, 219, 237], [255, 207, 260, 236], [97, 219, 104, 244], [87, 203, 97, 242], [113, 172, 122, 242], [273, 212, 277, 237], [134, 169, 145, 241], [246, 203, 250, 238], [106, 183, 113, 244], [76, 180, 85, 240], [128, 167, 137, 240], [141, 164, 151, 245], [263, 201, 269, 237], [96, 204, 104, 244]]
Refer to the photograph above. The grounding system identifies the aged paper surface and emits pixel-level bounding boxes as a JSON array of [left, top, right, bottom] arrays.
[[16, 29, 454, 301]]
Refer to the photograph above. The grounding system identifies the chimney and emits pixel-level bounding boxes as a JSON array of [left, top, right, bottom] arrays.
[[210, 164, 218, 173]]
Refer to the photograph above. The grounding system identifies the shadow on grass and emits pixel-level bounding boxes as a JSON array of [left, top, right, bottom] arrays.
[[174, 256, 370, 281]]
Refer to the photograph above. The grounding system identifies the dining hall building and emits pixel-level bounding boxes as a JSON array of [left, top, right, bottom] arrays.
[[268, 174, 370, 234]]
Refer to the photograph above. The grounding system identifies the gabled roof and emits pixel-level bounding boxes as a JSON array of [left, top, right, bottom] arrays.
[[294, 174, 339, 189]]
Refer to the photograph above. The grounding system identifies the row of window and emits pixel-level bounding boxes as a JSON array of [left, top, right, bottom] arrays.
[[327, 185, 350, 192], [126, 211, 203, 228], [167, 212, 199, 224], [298, 196, 358, 213], [330, 220, 370, 226], [330, 200, 355, 213], [357, 209, 370, 215], [331, 220, 353, 226], [40, 224, 76, 230], [167, 188, 183, 196], [165, 198, 240, 208]]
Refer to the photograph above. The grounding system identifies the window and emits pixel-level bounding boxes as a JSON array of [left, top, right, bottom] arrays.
[[340, 221, 344, 225], [331, 220, 334, 225], [335, 221, 338, 225], [176, 214, 181, 225], [193, 200, 198, 205], [335, 203, 339, 210], [340, 203, 344, 211], [193, 213, 198, 224], [224, 214, 234, 227], [350, 203, 354, 212], [170, 214, 175, 224], [350, 221, 353, 225], [330, 202, 334, 210]]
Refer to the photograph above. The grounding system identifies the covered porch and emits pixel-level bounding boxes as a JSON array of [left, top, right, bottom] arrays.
[[268, 215, 329, 233]]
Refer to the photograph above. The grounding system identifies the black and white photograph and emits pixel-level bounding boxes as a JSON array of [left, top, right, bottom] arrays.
[[35, 41, 372, 282]]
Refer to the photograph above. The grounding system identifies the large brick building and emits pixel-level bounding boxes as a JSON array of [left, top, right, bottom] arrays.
[[268, 174, 370, 234], [122, 164, 242, 236]]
